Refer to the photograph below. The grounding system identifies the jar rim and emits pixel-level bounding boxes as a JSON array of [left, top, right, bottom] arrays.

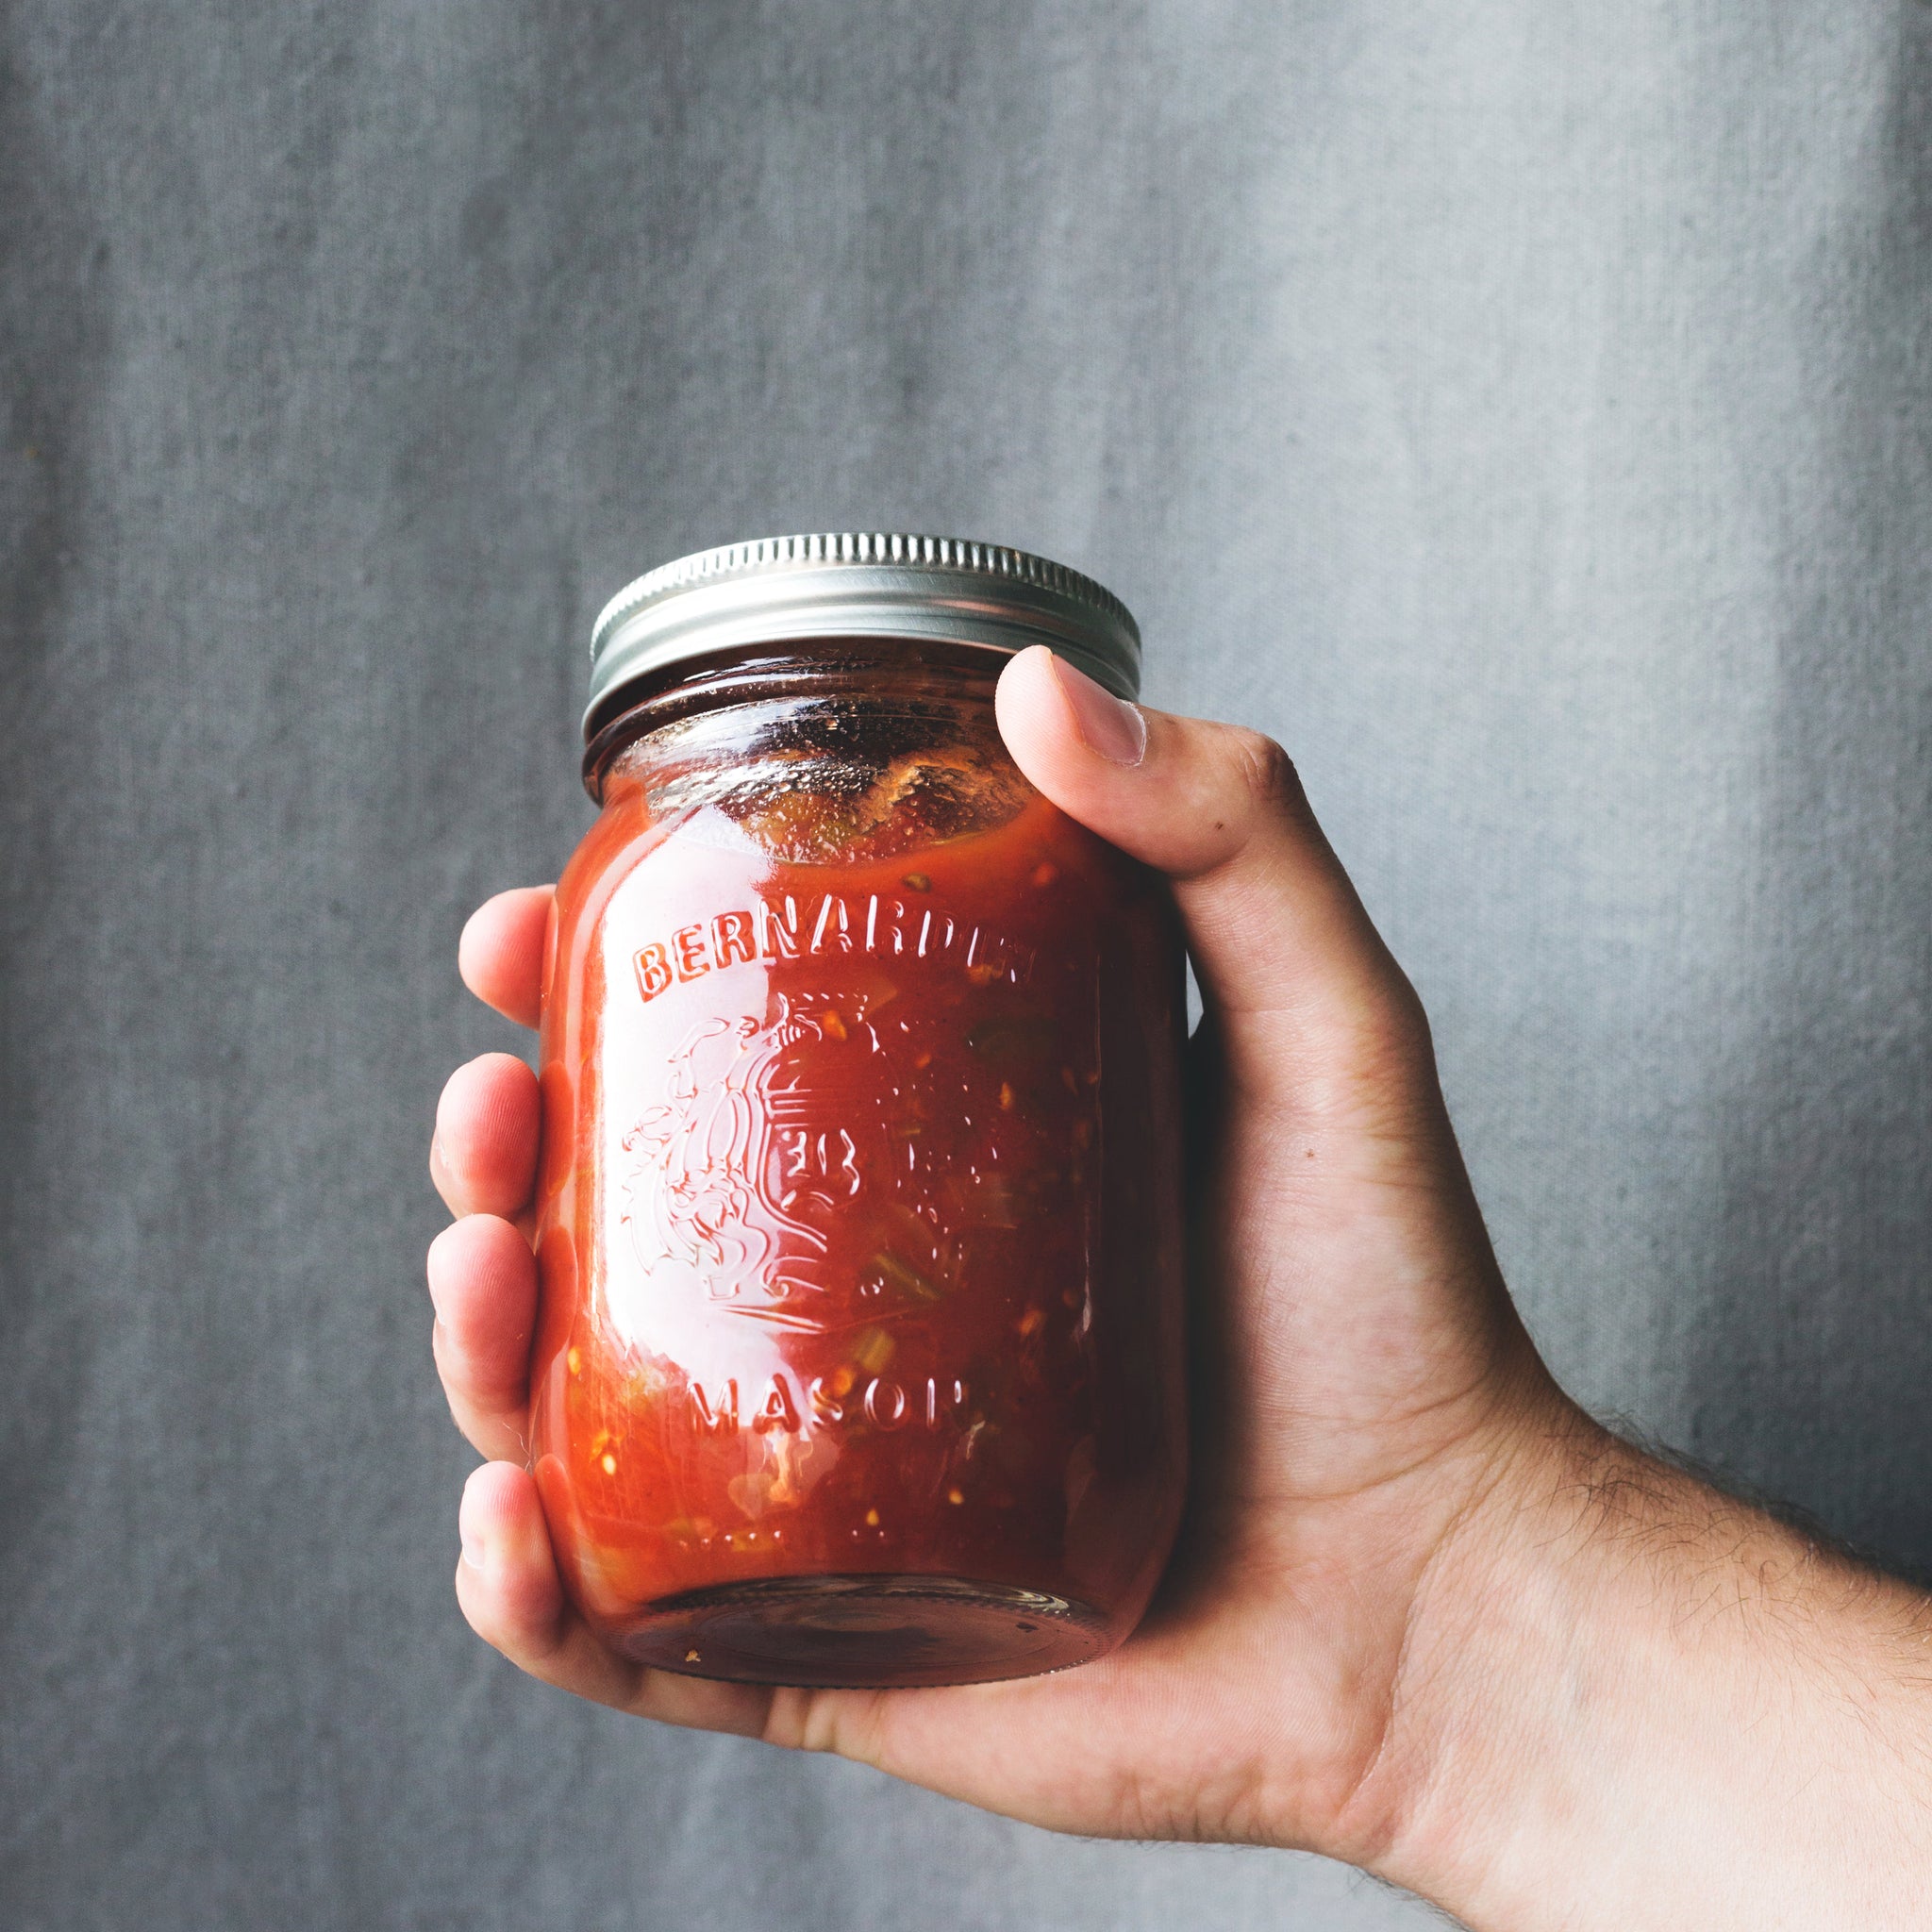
[[585, 533, 1141, 738]]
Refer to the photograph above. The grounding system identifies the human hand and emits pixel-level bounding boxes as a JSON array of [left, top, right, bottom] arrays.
[[427, 647, 1932, 1929], [428, 643, 1562, 1850]]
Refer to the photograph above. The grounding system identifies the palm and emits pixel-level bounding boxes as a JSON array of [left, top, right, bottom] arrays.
[[768, 1008, 1535, 1853], [430, 654, 1550, 1865]]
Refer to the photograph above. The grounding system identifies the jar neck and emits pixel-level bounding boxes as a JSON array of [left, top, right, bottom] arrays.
[[581, 637, 1010, 802]]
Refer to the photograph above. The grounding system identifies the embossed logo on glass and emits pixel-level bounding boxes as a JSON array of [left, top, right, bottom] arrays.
[[622, 992, 913, 1317], [616, 886, 1070, 1335]]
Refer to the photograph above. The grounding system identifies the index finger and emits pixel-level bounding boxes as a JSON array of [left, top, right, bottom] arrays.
[[458, 886, 554, 1029]]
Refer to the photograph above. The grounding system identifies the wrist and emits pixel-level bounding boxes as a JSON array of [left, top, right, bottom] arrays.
[[1371, 1400, 1932, 1931]]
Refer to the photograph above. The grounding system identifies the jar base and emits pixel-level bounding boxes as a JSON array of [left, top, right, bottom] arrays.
[[615, 1573, 1111, 1688]]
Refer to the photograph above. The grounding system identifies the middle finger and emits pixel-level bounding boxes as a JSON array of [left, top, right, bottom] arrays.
[[427, 1213, 539, 1459], [432, 1052, 541, 1220]]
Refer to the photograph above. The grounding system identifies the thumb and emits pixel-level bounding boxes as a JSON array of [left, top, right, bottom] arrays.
[[993, 645, 1428, 1118]]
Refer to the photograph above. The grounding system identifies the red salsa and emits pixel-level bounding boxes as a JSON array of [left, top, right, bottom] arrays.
[[530, 560, 1186, 1688]]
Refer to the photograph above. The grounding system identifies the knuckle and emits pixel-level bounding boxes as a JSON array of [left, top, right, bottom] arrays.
[[1227, 729, 1300, 813], [1336, 966, 1432, 1066], [1373, 971, 1434, 1058], [1316, 983, 1441, 1127]]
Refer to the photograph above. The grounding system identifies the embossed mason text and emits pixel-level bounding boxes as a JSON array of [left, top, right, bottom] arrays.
[[685, 1371, 973, 1438]]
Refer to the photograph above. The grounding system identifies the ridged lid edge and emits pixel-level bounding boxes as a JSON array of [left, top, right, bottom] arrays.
[[591, 531, 1138, 661], [584, 533, 1142, 734]]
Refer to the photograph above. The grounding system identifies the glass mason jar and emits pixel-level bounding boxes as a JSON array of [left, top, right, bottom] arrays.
[[528, 535, 1187, 1688]]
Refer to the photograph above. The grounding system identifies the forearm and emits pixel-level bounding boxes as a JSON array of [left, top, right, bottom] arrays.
[[1383, 1407, 1932, 1930]]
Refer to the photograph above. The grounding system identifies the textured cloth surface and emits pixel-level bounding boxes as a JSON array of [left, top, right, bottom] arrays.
[[3, 4, 1929, 1928]]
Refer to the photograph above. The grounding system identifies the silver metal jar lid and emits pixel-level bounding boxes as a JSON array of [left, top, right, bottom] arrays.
[[586, 533, 1141, 735]]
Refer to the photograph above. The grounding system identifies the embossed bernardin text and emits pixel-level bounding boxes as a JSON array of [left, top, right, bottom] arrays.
[[633, 891, 1034, 1002], [683, 1373, 970, 1439]]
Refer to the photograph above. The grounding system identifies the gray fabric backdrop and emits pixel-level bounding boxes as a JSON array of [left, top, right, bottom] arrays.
[[3, 3, 1928, 1927]]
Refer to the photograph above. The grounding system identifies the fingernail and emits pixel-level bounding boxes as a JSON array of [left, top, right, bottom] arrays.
[[1051, 654, 1147, 766], [459, 1474, 487, 1569], [425, 1226, 454, 1321]]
